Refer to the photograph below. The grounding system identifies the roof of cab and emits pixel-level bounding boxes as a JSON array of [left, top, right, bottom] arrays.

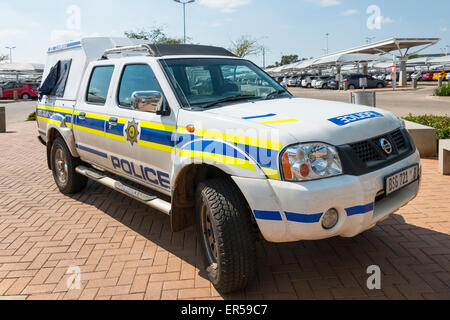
[[145, 44, 236, 58]]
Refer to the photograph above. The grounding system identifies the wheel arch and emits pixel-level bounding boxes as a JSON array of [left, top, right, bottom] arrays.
[[46, 127, 79, 170], [170, 164, 258, 234]]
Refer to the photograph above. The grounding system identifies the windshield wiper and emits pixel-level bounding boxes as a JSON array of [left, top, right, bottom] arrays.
[[199, 94, 259, 109], [265, 89, 287, 100]]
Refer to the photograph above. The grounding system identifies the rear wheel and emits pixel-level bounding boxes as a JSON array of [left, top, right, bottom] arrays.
[[376, 83, 384, 88], [349, 84, 356, 90], [196, 179, 256, 294], [51, 137, 87, 194], [22, 93, 30, 100], [322, 84, 328, 89]]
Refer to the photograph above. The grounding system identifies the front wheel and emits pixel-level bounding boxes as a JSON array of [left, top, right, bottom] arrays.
[[376, 83, 384, 88], [22, 93, 30, 100], [196, 179, 256, 294], [51, 137, 87, 194]]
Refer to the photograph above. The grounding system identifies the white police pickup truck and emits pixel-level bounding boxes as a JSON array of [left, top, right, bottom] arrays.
[[37, 37, 421, 293]]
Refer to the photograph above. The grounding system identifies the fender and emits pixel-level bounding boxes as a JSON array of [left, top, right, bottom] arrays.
[[171, 138, 269, 187]]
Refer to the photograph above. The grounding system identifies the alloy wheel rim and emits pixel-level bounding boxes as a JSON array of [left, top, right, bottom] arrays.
[[200, 203, 218, 266], [54, 147, 68, 185]]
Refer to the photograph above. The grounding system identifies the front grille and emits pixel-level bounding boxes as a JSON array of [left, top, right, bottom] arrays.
[[391, 129, 407, 150], [340, 129, 415, 176], [349, 129, 409, 164], [350, 141, 381, 163]]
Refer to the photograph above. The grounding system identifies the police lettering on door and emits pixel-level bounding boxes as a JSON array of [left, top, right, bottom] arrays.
[[111, 156, 170, 189]]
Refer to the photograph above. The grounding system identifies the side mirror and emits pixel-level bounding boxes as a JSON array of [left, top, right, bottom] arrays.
[[131, 91, 170, 116]]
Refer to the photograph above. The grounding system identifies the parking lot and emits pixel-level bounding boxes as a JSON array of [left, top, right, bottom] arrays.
[[288, 85, 450, 117], [0, 120, 449, 300]]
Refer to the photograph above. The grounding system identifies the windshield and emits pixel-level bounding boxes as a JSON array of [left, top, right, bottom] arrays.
[[161, 58, 289, 108]]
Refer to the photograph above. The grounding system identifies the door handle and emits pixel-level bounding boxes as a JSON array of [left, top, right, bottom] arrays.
[[109, 117, 118, 124], [79, 112, 86, 119]]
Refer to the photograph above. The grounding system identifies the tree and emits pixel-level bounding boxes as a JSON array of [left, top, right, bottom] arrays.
[[124, 27, 183, 44], [280, 54, 299, 66], [0, 54, 8, 63], [229, 36, 260, 58]]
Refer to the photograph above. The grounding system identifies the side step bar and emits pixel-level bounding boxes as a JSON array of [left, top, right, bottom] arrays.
[[75, 166, 171, 215]]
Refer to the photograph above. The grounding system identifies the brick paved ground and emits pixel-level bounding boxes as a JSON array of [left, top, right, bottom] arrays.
[[0, 122, 449, 300]]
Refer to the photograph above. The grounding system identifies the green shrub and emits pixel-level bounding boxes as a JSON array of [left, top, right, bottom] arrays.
[[434, 82, 450, 96], [27, 111, 36, 121], [403, 114, 450, 140]]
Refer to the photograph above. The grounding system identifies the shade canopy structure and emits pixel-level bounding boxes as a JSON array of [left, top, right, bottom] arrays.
[[311, 53, 380, 67], [0, 63, 44, 82], [331, 38, 440, 56], [429, 55, 450, 65], [406, 57, 435, 65], [0, 63, 44, 73]]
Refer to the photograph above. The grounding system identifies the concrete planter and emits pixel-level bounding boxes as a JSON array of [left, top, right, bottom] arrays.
[[404, 120, 437, 157]]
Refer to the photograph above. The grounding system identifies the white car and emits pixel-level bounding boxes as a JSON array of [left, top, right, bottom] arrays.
[[37, 37, 421, 294], [313, 76, 332, 89], [301, 76, 315, 88]]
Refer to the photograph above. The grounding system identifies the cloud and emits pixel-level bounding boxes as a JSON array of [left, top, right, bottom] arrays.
[[305, 0, 341, 7], [198, 0, 252, 13], [441, 27, 448, 32], [341, 9, 359, 16]]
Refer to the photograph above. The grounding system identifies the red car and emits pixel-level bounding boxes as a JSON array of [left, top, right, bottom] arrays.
[[0, 82, 39, 100], [422, 73, 433, 81]]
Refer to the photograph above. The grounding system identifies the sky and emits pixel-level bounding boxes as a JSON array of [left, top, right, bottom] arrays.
[[0, 0, 449, 67]]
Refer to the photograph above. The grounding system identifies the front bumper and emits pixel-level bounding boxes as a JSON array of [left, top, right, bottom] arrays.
[[232, 151, 421, 243]]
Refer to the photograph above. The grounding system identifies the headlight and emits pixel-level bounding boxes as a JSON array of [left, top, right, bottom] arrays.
[[281, 143, 343, 181]]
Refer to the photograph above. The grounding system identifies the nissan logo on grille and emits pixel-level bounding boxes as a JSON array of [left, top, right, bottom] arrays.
[[379, 138, 393, 155]]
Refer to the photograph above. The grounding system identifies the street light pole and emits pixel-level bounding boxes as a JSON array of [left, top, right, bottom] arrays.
[[325, 33, 329, 54], [174, 0, 195, 44], [5, 46, 16, 64]]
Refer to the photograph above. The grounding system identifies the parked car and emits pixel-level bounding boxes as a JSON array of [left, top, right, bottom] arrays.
[[296, 76, 304, 87], [411, 71, 422, 81], [342, 74, 386, 89], [0, 82, 38, 99], [301, 76, 316, 88], [446, 73, 450, 81], [286, 76, 299, 87], [422, 73, 434, 81], [313, 76, 333, 89], [327, 79, 340, 90], [432, 71, 447, 81]]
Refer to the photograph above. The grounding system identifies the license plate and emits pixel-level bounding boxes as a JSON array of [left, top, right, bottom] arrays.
[[385, 165, 420, 196]]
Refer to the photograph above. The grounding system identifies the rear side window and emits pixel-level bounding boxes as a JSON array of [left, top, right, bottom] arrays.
[[118, 64, 162, 108], [86, 66, 114, 105]]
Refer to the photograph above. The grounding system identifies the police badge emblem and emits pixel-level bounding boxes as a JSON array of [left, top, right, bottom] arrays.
[[125, 119, 140, 146]]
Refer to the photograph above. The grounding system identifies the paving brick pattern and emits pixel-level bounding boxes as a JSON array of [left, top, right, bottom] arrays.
[[0, 122, 449, 300]]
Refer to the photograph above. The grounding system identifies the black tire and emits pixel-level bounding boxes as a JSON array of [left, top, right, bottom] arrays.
[[51, 137, 87, 194], [376, 83, 384, 88], [22, 93, 30, 100], [306, 83, 312, 88], [349, 84, 356, 90], [322, 84, 328, 89], [196, 179, 256, 294]]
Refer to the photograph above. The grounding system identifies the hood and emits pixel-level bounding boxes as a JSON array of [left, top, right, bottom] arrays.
[[200, 97, 401, 146]]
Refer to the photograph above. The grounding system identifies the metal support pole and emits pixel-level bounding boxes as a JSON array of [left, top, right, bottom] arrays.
[[0, 106, 6, 133], [183, 3, 186, 44]]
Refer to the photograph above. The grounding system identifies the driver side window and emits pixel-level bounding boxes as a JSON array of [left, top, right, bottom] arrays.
[[118, 64, 163, 108]]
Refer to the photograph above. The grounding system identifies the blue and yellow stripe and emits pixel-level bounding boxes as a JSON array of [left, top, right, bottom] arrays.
[[36, 106, 282, 179]]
